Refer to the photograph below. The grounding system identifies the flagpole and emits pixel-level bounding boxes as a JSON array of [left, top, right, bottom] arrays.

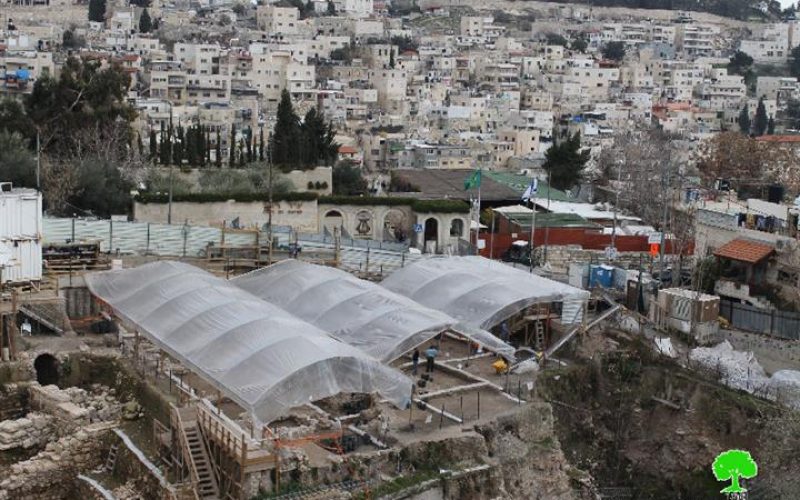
[[476, 167, 482, 255], [544, 169, 551, 264], [529, 178, 536, 273]]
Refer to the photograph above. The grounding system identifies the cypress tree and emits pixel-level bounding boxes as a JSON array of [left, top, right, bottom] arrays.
[[768, 115, 776, 135], [149, 129, 157, 162], [246, 128, 253, 163], [198, 125, 206, 168], [229, 125, 236, 166], [159, 122, 171, 165], [541, 133, 590, 191], [238, 140, 246, 167], [139, 8, 152, 33], [215, 129, 222, 168], [272, 90, 301, 167], [259, 127, 265, 161], [738, 105, 751, 135], [754, 97, 768, 136], [301, 107, 324, 166], [185, 126, 196, 167]]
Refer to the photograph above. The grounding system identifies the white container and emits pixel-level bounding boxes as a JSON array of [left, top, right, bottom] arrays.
[[0, 186, 42, 240], [568, 262, 588, 289], [0, 238, 42, 283]]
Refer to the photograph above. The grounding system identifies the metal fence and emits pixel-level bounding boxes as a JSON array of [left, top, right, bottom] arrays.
[[42, 217, 425, 275], [719, 299, 800, 340]]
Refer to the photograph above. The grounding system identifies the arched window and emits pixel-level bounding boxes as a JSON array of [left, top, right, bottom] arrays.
[[450, 219, 464, 237]]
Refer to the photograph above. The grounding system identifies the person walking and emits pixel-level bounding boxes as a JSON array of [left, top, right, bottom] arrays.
[[412, 349, 420, 375], [425, 346, 438, 374]]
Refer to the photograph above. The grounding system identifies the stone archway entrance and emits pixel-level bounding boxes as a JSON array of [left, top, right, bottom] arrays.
[[322, 210, 344, 237], [34, 353, 59, 386], [424, 218, 439, 253]]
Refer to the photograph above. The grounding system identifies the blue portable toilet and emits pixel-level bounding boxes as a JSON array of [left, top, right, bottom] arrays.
[[589, 264, 614, 288]]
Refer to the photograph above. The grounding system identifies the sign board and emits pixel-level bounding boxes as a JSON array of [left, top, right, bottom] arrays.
[[648, 233, 663, 244], [477, 239, 486, 250], [413, 223, 423, 233], [604, 246, 618, 260]]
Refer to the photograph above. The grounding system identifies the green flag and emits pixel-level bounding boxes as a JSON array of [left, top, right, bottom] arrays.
[[464, 169, 481, 190]]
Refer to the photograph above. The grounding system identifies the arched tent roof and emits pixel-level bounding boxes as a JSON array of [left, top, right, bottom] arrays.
[[85, 261, 411, 425], [381, 256, 590, 329], [232, 260, 515, 362]]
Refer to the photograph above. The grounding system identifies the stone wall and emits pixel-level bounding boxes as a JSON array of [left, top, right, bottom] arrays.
[[284, 167, 333, 195], [0, 383, 30, 420], [133, 199, 320, 232], [29, 384, 120, 424], [0, 412, 54, 451], [0, 422, 115, 500], [543, 245, 687, 277]]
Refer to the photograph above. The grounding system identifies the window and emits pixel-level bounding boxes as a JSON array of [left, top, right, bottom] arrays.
[[449, 219, 464, 237]]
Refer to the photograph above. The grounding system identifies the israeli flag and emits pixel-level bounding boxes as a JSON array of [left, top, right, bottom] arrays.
[[522, 178, 538, 202]]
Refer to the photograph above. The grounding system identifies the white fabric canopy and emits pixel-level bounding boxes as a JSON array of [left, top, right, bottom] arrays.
[[85, 261, 412, 424], [233, 260, 515, 361], [381, 256, 590, 329]]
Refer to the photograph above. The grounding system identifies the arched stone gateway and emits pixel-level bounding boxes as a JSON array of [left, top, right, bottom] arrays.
[[322, 210, 344, 236], [34, 353, 59, 386]]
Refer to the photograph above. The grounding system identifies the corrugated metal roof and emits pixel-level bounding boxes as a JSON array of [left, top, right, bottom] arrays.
[[505, 212, 601, 229], [483, 172, 572, 202], [713, 238, 774, 264]]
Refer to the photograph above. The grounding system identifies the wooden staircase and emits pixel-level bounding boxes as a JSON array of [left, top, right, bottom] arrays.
[[176, 408, 220, 500]]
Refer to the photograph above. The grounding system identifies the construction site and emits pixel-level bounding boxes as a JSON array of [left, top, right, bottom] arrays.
[[1, 191, 800, 500]]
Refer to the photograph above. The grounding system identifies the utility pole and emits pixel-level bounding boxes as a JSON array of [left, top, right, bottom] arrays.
[[658, 158, 669, 289]]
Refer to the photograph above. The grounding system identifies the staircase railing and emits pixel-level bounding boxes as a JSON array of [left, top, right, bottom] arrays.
[[173, 405, 201, 500]]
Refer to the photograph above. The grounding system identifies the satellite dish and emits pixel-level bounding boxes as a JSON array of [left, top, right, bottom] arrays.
[[0, 242, 11, 267]]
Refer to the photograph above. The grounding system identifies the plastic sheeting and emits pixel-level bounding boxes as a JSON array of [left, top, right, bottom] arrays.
[[232, 260, 515, 362], [381, 256, 590, 329], [689, 341, 769, 394], [767, 370, 800, 410], [85, 261, 412, 424]]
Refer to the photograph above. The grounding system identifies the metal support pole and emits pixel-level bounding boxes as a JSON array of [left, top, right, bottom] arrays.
[[167, 163, 173, 225], [489, 209, 495, 260]]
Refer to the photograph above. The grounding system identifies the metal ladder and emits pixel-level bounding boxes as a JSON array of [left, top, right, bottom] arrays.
[[533, 321, 546, 351], [105, 443, 119, 473]]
